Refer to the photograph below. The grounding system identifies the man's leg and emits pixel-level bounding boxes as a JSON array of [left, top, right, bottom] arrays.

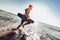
[[24, 19, 34, 26], [16, 19, 24, 29], [12, 19, 24, 30]]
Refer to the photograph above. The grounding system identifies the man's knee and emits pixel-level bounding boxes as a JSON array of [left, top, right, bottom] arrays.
[[29, 20, 34, 23], [31, 20, 34, 23], [27, 19, 34, 24]]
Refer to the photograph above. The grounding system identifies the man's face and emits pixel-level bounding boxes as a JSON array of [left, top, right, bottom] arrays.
[[29, 7, 32, 10]]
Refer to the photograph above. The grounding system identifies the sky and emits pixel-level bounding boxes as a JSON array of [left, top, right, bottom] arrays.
[[0, 0, 60, 27]]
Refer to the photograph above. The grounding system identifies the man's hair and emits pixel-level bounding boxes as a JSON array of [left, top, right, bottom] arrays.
[[29, 4, 32, 7]]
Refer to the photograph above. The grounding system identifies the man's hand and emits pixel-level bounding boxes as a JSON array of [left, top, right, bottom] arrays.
[[27, 18, 30, 20]]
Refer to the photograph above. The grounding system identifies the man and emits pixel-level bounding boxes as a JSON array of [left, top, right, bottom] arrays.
[[12, 5, 34, 30]]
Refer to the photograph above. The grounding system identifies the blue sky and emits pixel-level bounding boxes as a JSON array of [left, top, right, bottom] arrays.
[[0, 0, 60, 27]]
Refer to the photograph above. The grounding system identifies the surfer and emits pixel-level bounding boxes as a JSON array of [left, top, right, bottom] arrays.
[[12, 4, 34, 30]]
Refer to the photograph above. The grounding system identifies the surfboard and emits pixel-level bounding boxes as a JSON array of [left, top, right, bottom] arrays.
[[17, 13, 25, 18]]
